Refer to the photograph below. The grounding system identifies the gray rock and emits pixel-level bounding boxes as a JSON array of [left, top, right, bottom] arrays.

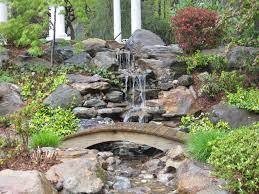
[[138, 45, 183, 59], [90, 51, 118, 71], [97, 108, 125, 117], [64, 52, 92, 67], [106, 90, 124, 103], [226, 46, 258, 70], [113, 176, 131, 190], [153, 86, 200, 117], [43, 84, 82, 108], [124, 187, 151, 194], [84, 98, 107, 108], [139, 173, 154, 179], [137, 58, 187, 83], [115, 165, 139, 177], [45, 45, 74, 62], [78, 117, 114, 131], [67, 74, 108, 84], [144, 106, 166, 115], [72, 81, 110, 95], [144, 159, 165, 173], [0, 83, 23, 116], [209, 101, 259, 128], [0, 169, 57, 194], [157, 173, 175, 184], [73, 107, 97, 119], [166, 145, 185, 160], [178, 75, 194, 87], [159, 81, 175, 91], [0, 47, 9, 68], [125, 29, 165, 53], [98, 151, 113, 160], [82, 38, 107, 57], [177, 160, 228, 194], [46, 158, 104, 194]]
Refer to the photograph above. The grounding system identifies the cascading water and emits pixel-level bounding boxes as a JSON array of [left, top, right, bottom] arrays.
[[116, 49, 148, 123]]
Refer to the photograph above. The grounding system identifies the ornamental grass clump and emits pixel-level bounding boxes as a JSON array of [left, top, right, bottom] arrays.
[[187, 130, 226, 162], [30, 131, 60, 149]]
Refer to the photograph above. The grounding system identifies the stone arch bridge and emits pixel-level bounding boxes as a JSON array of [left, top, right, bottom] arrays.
[[61, 123, 187, 151]]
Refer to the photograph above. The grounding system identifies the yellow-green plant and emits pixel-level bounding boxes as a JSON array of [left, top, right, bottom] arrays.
[[209, 122, 259, 193]]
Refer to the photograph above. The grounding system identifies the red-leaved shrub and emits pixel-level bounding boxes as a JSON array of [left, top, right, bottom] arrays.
[[172, 7, 222, 53]]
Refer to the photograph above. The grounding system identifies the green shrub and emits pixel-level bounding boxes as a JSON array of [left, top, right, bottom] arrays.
[[200, 71, 246, 97], [0, 71, 15, 83], [179, 51, 226, 73], [172, 7, 222, 53], [187, 130, 226, 162], [181, 115, 230, 134], [200, 73, 222, 98], [20, 72, 67, 100], [219, 71, 245, 93], [73, 41, 85, 55], [227, 88, 259, 112], [29, 106, 79, 137], [208, 123, 259, 193], [29, 131, 60, 149], [27, 40, 44, 57], [171, 0, 224, 16]]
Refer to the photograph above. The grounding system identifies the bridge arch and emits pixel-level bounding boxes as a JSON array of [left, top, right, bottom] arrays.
[[61, 123, 187, 151]]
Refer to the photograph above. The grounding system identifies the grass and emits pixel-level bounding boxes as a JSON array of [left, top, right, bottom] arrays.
[[187, 130, 226, 162], [29, 131, 60, 149]]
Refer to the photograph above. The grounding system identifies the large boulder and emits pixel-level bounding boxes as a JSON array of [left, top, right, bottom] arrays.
[[68, 74, 111, 95], [90, 51, 118, 71], [176, 160, 228, 194], [137, 58, 187, 85], [44, 45, 74, 63], [226, 46, 258, 70], [151, 86, 199, 118], [82, 38, 107, 57], [64, 52, 92, 67], [0, 169, 57, 194], [46, 158, 104, 194], [43, 84, 82, 108], [208, 101, 259, 128], [125, 29, 165, 53], [0, 83, 23, 116], [0, 47, 9, 68]]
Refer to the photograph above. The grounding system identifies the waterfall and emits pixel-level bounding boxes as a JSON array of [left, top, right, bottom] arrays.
[[116, 49, 147, 123]]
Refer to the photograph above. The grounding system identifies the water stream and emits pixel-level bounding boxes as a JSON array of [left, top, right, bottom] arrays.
[[116, 49, 148, 123]]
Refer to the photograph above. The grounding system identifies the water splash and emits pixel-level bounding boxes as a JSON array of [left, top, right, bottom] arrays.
[[116, 49, 148, 123]]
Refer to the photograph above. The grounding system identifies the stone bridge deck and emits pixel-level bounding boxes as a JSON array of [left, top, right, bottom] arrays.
[[61, 122, 187, 151]]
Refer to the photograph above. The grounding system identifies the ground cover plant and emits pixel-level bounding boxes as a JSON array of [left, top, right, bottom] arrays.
[[209, 122, 259, 193], [227, 88, 259, 113]]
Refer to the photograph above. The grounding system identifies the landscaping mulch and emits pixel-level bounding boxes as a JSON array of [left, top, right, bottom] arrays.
[[0, 149, 61, 173]]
